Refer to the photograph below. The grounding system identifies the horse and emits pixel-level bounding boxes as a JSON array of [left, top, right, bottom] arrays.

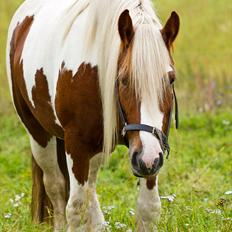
[[6, 0, 180, 231]]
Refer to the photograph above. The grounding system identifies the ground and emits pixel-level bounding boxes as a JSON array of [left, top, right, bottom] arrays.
[[0, 111, 231, 231]]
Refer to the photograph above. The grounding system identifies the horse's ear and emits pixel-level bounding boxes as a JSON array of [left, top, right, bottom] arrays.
[[161, 11, 180, 50], [118, 10, 134, 47]]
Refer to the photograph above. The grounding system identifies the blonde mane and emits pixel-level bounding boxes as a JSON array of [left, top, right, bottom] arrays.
[[85, 0, 171, 156]]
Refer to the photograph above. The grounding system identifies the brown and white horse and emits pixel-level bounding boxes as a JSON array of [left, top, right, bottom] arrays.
[[6, 0, 179, 231]]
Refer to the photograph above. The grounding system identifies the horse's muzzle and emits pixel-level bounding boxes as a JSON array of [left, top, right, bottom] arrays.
[[131, 151, 164, 177]]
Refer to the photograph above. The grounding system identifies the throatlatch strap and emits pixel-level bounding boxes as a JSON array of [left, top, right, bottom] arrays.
[[173, 85, 179, 129], [166, 85, 179, 137], [115, 79, 127, 127]]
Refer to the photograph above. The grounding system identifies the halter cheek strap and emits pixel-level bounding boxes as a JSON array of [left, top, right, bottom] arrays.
[[165, 85, 179, 137], [115, 79, 179, 159]]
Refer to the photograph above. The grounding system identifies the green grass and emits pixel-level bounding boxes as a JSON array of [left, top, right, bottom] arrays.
[[0, 0, 231, 113], [0, 111, 231, 231], [0, 0, 231, 231]]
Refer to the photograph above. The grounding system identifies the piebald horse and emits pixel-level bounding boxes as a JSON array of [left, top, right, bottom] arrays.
[[6, 0, 180, 231]]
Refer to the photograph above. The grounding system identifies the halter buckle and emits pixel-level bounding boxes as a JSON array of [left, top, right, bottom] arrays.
[[121, 124, 127, 137], [152, 127, 156, 135]]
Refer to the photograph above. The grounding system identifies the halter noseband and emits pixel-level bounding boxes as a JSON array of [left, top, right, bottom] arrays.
[[115, 79, 179, 159]]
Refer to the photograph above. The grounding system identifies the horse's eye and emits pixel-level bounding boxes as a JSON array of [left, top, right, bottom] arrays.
[[168, 71, 176, 84], [169, 76, 175, 84], [121, 78, 128, 86]]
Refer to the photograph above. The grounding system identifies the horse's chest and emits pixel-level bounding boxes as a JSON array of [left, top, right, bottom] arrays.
[[55, 62, 103, 150]]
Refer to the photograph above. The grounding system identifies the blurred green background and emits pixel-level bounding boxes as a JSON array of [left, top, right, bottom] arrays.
[[0, 1, 231, 231], [0, 0, 231, 114]]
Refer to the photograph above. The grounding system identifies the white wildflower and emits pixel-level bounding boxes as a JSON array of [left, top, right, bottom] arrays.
[[222, 217, 232, 221], [129, 208, 135, 216], [126, 229, 133, 232], [15, 193, 25, 202], [115, 222, 126, 229], [4, 213, 12, 219], [20, 193, 25, 198], [102, 221, 112, 231], [102, 205, 115, 215], [222, 120, 230, 126], [103, 221, 110, 227], [15, 195, 21, 202], [9, 198, 14, 204], [206, 209, 222, 215], [224, 190, 232, 195], [160, 194, 176, 202], [13, 202, 20, 208]]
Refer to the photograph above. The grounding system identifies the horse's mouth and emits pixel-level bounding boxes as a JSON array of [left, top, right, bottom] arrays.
[[132, 168, 160, 178]]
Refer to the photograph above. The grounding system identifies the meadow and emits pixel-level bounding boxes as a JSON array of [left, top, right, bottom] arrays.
[[0, 0, 231, 231]]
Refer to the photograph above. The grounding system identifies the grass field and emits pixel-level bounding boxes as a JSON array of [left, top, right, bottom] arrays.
[[0, 0, 231, 231], [0, 111, 231, 231], [0, 0, 232, 113]]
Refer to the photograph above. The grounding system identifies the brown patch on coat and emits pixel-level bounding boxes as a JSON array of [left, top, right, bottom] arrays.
[[31, 155, 53, 224], [160, 86, 173, 135], [32, 69, 64, 138], [119, 82, 141, 148], [55, 63, 103, 185], [146, 176, 157, 190], [56, 138, 70, 201], [10, 16, 63, 147]]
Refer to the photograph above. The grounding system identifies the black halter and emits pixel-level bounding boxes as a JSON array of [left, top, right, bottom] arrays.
[[115, 79, 179, 159]]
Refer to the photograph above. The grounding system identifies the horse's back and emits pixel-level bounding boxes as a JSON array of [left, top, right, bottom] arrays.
[[8, 0, 90, 102], [6, 0, 95, 139]]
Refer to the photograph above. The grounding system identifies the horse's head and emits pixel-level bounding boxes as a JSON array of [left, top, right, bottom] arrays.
[[117, 10, 180, 178]]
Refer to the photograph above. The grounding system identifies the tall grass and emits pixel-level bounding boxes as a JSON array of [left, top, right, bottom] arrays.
[[0, 0, 231, 114]]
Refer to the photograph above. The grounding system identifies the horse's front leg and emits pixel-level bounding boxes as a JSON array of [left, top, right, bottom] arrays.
[[65, 131, 104, 232], [87, 153, 105, 231], [65, 148, 89, 231], [136, 177, 161, 232]]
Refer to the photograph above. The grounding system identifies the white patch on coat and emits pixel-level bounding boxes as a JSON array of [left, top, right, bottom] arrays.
[[6, 0, 44, 102], [137, 178, 161, 231], [88, 154, 105, 230], [66, 153, 105, 231], [66, 154, 89, 231], [140, 101, 163, 169]]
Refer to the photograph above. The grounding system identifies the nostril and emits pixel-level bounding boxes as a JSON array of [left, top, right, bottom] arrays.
[[153, 158, 159, 169], [152, 153, 164, 170], [138, 158, 146, 170], [159, 152, 164, 167], [131, 150, 140, 167]]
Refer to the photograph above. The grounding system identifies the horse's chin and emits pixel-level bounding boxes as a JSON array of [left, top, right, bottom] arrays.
[[132, 168, 159, 178]]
